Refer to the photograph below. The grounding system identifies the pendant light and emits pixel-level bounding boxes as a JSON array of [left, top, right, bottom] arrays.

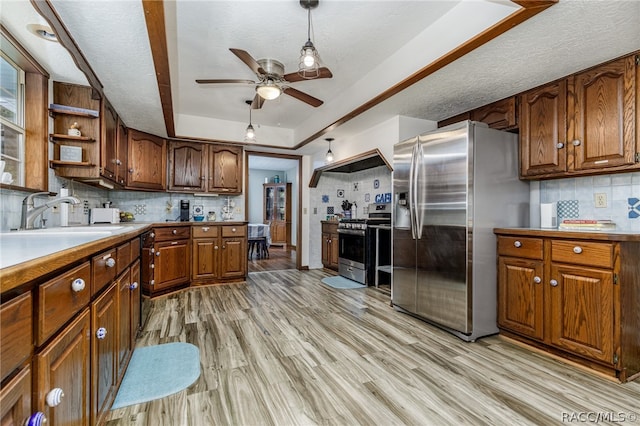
[[298, 0, 321, 79], [325, 137, 334, 163], [244, 100, 256, 142]]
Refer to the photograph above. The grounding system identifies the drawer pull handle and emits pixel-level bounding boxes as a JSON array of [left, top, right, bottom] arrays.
[[130, 281, 138, 290], [572, 139, 581, 146], [202, 227, 209, 232], [550, 279, 558, 287], [214, 245, 219, 250], [71, 278, 86, 292], [46, 388, 64, 407], [150, 279, 155, 285], [156, 251, 161, 257], [556, 142, 565, 149], [533, 276, 541, 284], [150, 264, 155, 269], [232, 228, 237, 232], [172, 229, 177, 235], [573, 246, 583, 254], [513, 241, 522, 248], [105, 258, 116, 268], [96, 327, 107, 339], [26, 412, 47, 426], [150, 232, 155, 238]]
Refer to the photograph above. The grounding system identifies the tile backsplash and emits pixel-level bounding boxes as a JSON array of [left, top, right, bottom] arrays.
[[540, 172, 640, 231]]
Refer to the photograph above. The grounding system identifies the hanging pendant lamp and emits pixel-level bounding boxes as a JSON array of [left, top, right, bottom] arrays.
[[244, 100, 256, 142], [298, 0, 321, 79], [325, 137, 334, 163]]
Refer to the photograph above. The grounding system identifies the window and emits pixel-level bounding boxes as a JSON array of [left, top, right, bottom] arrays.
[[0, 53, 26, 186]]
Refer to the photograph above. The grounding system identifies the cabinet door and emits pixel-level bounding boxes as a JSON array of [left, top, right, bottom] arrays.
[[321, 232, 330, 266], [472, 96, 517, 130], [127, 129, 167, 190], [154, 240, 190, 291], [100, 98, 118, 181], [115, 119, 128, 186], [520, 80, 568, 177], [264, 185, 275, 222], [271, 222, 287, 245], [570, 55, 637, 171], [117, 269, 132, 378], [130, 259, 141, 347], [169, 141, 207, 192], [35, 308, 90, 426], [220, 237, 247, 278], [498, 257, 544, 340], [0, 366, 32, 426], [192, 238, 218, 280], [92, 283, 118, 425], [208, 145, 242, 194], [330, 232, 340, 269], [549, 264, 614, 364]]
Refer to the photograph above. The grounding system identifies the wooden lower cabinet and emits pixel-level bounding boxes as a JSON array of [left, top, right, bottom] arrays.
[[92, 282, 118, 425], [495, 229, 640, 382], [35, 308, 91, 426], [192, 224, 247, 283], [142, 225, 191, 296], [321, 221, 339, 271], [0, 366, 32, 426]]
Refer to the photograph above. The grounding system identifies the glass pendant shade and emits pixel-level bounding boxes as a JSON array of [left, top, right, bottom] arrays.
[[245, 123, 255, 141], [325, 137, 334, 162], [256, 81, 282, 100], [297, 4, 321, 79]]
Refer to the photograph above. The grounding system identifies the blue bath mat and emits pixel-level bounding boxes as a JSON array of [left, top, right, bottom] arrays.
[[321, 275, 367, 289], [111, 342, 200, 409]]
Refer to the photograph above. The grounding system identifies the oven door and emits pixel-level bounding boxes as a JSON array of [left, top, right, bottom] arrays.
[[338, 229, 366, 269]]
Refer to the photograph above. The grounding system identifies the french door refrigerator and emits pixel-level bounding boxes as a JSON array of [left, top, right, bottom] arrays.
[[392, 120, 529, 341]]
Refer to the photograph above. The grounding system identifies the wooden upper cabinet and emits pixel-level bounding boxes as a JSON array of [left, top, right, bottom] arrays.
[[168, 141, 207, 192], [519, 79, 568, 177], [115, 119, 128, 186], [208, 145, 243, 194], [471, 96, 517, 130], [126, 129, 166, 191], [100, 98, 118, 182], [569, 55, 637, 171]]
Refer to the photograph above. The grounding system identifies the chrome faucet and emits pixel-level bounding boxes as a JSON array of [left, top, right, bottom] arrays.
[[21, 192, 82, 230]]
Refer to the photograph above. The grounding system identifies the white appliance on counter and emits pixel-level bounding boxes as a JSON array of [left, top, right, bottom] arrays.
[[90, 208, 120, 224], [392, 121, 530, 341]]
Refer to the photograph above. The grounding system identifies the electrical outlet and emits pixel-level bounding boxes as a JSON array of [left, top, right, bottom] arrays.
[[595, 193, 607, 208]]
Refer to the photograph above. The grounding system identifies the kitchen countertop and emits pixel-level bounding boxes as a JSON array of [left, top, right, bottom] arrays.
[[494, 227, 640, 241], [0, 223, 152, 293]]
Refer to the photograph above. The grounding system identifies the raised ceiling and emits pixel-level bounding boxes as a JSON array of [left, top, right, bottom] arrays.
[[2, 1, 640, 157]]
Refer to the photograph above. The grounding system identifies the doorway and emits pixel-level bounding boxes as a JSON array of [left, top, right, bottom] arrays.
[[245, 151, 302, 272]]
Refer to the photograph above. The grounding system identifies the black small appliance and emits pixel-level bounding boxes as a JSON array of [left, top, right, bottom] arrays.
[[180, 200, 190, 221]]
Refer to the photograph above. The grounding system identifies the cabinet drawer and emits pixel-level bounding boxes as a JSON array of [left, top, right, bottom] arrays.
[[38, 261, 91, 346], [193, 225, 219, 238], [551, 240, 614, 269], [1, 292, 32, 382], [322, 222, 338, 233], [92, 249, 117, 295], [498, 236, 543, 259], [222, 225, 246, 237], [155, 226, 191, 241], [117, 241, 131, 275]]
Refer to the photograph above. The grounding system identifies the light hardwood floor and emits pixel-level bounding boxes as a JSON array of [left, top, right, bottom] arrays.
[[107, 269, 640, 425]]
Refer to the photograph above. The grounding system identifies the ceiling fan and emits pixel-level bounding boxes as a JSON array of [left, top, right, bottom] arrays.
[[196, 48, 332, 109]]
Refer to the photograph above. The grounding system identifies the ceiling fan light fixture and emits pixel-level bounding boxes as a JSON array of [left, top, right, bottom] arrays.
[[256, 81, 282, 100], [325, 137, 334, 163]]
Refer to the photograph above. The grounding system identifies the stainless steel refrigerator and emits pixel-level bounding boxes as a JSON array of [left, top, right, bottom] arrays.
[[392, 120, 529, 341]]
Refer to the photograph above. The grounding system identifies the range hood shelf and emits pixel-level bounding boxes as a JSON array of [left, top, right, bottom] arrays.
[[308, 149, 392, 188]]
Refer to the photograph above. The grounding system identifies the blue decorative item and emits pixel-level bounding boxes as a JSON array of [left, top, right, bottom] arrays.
[[557, 200, 579, 219], [628, 197, 640, 219], [384, 192, 392, 203], [322, 195, 329, 203]]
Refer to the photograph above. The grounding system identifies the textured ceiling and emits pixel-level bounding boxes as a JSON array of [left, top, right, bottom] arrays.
[[3, 1, 640, 158]]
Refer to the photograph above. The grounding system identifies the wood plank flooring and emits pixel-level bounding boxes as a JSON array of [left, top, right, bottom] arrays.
[[248, 246, 296, 273], [107, 269, 640, 425]]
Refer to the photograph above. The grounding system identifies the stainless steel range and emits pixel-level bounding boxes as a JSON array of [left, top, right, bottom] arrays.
[[338, 203, 391, 285]]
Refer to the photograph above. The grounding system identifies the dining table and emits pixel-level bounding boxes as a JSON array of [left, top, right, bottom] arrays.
[[248, 223, 271, 258]]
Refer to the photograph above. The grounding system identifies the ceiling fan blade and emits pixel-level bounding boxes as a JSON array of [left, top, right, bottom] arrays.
[[251, 94, 264, 109], [229, 48, 266, 76], [282, 67, 333, 83], [195, 79, 255, 84], [282, 87, 323, 107]]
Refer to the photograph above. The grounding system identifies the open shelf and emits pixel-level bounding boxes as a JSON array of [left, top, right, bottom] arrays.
[[49, 160, 95, 167], [49, 108, 99, 119], [49, 133, 95, 142]]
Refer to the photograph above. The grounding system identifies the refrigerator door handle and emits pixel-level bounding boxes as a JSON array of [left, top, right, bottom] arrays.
[[412, 140, 423, 240], [409, 143, 417, 239]]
